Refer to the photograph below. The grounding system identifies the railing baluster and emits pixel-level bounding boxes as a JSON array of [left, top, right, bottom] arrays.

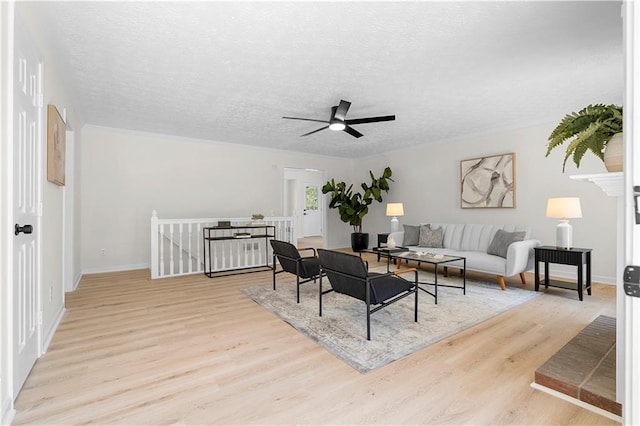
[[197, 224, 202, 273], [159, 223, 165, 276], [169, 224, 174, 276], [177, 224, 183, 274], [188, 224, 193, 273], [222, 240, 226, 270]]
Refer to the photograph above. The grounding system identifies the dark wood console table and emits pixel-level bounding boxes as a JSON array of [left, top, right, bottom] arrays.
[[534, 246, 592, 301]]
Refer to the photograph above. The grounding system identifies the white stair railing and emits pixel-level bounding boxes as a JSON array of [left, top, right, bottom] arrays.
[[150, 211, 295, 279]]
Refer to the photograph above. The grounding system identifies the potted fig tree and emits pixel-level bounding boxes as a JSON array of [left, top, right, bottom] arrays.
[[322, 167, 394, 252], [545, 103, 623, 172]]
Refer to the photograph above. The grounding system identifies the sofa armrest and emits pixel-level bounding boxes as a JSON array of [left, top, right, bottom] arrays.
[[505, 239, 541, 277]]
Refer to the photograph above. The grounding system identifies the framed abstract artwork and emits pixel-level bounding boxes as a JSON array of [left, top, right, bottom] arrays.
[[47, 104, 66, 186], [460, 153, 515, 208]]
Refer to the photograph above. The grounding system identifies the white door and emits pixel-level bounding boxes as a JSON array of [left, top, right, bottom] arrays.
[[13, 20, 42, 395], [302, 184, 322, 236]]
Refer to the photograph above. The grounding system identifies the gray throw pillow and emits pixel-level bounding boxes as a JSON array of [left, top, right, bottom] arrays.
[[487, 229, 526, 258], [403, 224, 420, 246], [418, 224, 444, 248]]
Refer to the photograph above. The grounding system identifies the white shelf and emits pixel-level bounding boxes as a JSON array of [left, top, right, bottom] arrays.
[[570, 172, 624, 197]]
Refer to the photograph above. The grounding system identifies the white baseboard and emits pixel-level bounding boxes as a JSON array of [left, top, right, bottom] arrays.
[[72, 271, 82, 291], [82, 263, 149, 275], [1, 397, 15, 426], [41, 304, 65, 354]]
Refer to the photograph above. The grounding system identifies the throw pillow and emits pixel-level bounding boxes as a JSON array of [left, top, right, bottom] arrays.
[[418, 224, 444, 248], [403, 224, 420, 246], [487, 229, 526, 258]]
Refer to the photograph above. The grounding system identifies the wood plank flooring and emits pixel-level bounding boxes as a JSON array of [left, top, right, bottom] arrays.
[[13, 254, 619, 425]]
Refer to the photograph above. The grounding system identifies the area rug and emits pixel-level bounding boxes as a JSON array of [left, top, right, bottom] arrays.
[[241, 270, 541, 373]]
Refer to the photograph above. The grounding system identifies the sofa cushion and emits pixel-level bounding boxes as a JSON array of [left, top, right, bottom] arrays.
[[429, 223, 466, 250], [487, 229, 526, 258], [418, 224, 444, 248], [460, 224, 499, 252], [403, 224, 420, 246]]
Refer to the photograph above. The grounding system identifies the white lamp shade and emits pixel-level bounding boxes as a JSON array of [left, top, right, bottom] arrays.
[[386, 203, 404, 217], [546, 197, 582, 219], [546, 197, 581, 249]]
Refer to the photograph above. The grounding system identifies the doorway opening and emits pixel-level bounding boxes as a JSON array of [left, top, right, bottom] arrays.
[[283, 167, 326, 249]]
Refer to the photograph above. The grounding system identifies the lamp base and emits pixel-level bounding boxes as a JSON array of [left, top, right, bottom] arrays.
[[390, 217, 399, 233], [556, 220, 573, 249]]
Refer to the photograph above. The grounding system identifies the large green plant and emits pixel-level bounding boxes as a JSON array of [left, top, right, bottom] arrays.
[[545, 103, 623, 172], [322, 167, 393, 233]]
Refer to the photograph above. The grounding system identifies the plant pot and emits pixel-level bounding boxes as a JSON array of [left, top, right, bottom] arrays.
[[350, 232, 370, 252], [604, 132, 623, 172]]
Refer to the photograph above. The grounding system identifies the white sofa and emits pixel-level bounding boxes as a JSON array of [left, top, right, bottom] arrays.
[[389, 223, 540, 291]]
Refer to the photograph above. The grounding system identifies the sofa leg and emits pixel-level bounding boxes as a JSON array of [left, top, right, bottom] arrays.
[[497, 275, 506, 291], [519, 272, 527, 285]]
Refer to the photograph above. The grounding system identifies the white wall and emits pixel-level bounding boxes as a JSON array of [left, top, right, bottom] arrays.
[[81, 121, 619, 284], [79, 125, 353, 272], [358, 122, 618, 283]]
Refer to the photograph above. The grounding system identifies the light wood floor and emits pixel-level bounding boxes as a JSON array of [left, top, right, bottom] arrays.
[[297, 235, 325, 250], [13, 254, 619, 425]]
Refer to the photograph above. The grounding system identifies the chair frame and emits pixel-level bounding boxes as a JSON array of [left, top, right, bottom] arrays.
[[318, 251, 419, 340], [272, 245, 320, 303]]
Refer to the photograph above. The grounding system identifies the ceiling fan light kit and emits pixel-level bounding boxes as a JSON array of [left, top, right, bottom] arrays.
[[283, 99, 395, 138]]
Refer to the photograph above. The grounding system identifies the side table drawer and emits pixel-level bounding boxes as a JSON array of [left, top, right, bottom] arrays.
[[536, 249, 582, 265]]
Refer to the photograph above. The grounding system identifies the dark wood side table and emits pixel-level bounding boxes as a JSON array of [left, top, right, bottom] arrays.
[[534, 246, 592, 301], [376, 233, 390, 261]]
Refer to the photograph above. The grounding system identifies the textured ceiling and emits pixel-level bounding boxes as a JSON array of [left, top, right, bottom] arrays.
[[29, 1, 623, 158]]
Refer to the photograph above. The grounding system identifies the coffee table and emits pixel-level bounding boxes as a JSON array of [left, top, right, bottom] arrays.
[[392, 251, 466, 304], [369, 246, 409, 272]]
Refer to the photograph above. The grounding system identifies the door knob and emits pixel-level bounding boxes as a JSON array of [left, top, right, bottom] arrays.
[[14, 224, 33, 235]]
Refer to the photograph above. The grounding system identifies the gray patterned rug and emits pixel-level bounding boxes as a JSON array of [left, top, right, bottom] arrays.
[[241, 270, 541, 373]]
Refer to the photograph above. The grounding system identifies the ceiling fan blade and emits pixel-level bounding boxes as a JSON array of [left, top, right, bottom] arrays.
[[346, 115, 396, 125], [300, 125, 329, 137], [282, 116, 330, 124], [343, 125, 364, 138], [334, 100, 351, 121]]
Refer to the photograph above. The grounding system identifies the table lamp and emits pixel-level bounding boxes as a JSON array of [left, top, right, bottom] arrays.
[[386, 203, 404, 233], [546, 197, 582, 249]]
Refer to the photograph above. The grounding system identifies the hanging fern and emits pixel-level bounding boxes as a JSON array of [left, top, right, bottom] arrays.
[[546, 104, 623, 172]]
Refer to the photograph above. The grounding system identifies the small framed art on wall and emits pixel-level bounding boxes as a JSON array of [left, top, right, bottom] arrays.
[[460, 153, 515, 208], [47, 104, 66, 186]]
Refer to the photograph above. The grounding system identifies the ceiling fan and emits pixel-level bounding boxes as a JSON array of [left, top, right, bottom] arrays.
[[282, 99, 395, 138]]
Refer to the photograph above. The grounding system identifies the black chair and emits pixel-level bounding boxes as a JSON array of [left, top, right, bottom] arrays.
[[317, 249, 419, 340], [270, 240, 321, 303]]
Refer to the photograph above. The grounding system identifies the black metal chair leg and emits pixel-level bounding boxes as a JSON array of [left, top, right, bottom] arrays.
[[414, 271, 419, 322], [319, 273, 323, 316], [272, 253, 277, 291]]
